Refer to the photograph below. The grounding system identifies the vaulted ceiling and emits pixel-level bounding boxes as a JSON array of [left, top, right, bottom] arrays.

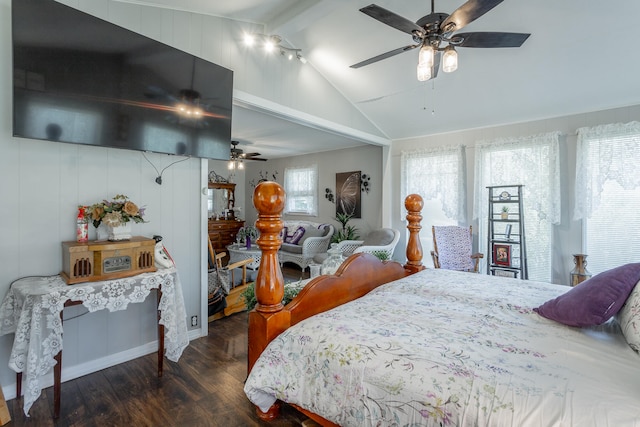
[[115, 0, 640, 158]]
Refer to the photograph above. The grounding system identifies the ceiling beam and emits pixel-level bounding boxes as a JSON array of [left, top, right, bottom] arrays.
[[234, 90, 392, 147]]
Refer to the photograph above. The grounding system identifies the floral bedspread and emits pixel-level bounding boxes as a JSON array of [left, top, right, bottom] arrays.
[[245, 268, 640, 426]]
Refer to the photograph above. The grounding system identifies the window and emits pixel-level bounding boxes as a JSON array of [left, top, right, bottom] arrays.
[[474, 132, 561, 281], [401, 146, 466, 266], [284, 165, 318, 216], [575, 122, 640, 275]]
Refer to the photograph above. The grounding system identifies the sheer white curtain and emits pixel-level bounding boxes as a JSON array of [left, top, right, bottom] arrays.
[[474, 132, 561, 281], [575, 122, 640, 274], [401, 146, 466, 267], [401, 145, 466, 223], [575, 121, 640, 219], [283, 164, 318, 216]]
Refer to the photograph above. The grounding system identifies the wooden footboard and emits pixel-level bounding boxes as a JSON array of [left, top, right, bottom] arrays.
[[247, 182, 425, 423]]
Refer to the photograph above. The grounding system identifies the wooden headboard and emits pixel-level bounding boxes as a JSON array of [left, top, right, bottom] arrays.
[[246, 181, 425, 422]]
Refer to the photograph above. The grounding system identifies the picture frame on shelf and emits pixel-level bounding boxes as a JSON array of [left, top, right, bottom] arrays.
[[498, 190, 511, 201], [493, 244, 511, 266]]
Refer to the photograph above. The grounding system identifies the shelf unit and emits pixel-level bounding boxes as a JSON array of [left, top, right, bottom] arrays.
[[487, 185, 528, 279]]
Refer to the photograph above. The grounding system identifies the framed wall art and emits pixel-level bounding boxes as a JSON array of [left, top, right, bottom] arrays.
[[336, 171, 361, 218]]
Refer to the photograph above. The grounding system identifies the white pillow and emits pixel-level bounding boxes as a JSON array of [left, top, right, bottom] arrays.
[[617, 279, 640, 353]]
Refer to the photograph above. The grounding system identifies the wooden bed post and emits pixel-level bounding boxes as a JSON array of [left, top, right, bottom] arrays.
[[251, 181, 285, 313], [404, 194, 425, 274], [247, 182, 290, 414], [247, 190, 425, 423]]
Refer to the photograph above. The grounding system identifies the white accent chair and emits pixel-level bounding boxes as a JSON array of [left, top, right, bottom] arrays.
[[353, 228, 400, 259], [318, 228, 401, 262]]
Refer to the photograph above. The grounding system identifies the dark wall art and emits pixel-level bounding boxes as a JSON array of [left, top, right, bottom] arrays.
[[336, 171, 361, 218]]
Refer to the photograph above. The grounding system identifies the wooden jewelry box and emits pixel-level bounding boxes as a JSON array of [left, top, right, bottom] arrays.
[[61, 236, 157, 284]]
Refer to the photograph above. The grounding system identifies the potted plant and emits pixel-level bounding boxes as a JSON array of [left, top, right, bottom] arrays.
[[331, 212, 360, 243], [238, 225, 259, 249], [501, 206, 510, 220], [241, 280, 306, 311]]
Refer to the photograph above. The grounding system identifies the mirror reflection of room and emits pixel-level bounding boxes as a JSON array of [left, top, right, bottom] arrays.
[[208, 182, 235, 220]]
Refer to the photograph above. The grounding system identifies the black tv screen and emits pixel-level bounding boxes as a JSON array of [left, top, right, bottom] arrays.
[[12, 0, 232, 160]]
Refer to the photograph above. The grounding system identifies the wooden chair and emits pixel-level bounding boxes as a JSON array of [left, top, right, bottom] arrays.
[[431, 225, 483, 272], [207, 236, 253, 321]]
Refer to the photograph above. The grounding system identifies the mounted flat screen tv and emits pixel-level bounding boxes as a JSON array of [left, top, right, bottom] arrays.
[[12, 0, 232, 160]]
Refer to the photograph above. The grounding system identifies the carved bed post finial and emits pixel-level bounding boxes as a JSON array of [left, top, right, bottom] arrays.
[[404, 194, 425, 273], [252, 181, 285, 312]]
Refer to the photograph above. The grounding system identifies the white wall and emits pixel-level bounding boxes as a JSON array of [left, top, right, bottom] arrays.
[[238, 145, 384, 243], [0, 0, 212, 398], [389, 104, 640, 285]]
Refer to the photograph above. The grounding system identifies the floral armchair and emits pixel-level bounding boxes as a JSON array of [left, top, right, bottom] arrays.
[[431, 225, 483, 272]]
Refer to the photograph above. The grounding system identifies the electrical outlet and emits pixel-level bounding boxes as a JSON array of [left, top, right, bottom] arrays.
[[191, 315, 198, 327]]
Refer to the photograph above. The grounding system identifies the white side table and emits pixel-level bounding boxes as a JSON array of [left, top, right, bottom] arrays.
[[0, 268, 189, 417], [227, 244, 261, 270]]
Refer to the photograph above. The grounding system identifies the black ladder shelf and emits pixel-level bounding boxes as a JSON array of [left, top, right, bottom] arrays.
[[487, 185, 528, 279]]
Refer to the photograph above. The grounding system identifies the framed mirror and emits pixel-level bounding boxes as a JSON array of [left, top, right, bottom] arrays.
[[208, 183, 235, 219]]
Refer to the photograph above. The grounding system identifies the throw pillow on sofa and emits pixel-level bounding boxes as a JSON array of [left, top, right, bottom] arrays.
[[279, 226, 288, 242], [298, 226, 326, 245], [285, 226, 305, 244]]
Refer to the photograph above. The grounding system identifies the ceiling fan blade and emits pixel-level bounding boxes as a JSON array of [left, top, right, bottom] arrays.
[[454, 32, 530, 48], [440, 0, 504, 33], [360, 4, 424, 36], [242, 152, 262, 157], [248, 158, 268, 162], [351, 44, 419, 69]]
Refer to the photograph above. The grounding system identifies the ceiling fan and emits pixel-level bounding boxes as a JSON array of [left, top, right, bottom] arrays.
[[351, 0, 530, 81], [230, 140, 268, 163]]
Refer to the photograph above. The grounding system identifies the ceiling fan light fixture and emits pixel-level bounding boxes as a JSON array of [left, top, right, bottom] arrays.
[[442, 45, 458, 73], [418, 44, 435, 68], [228, 159, 244, 170], [352, 2, 530, 81], [417, 62, 432, 81]]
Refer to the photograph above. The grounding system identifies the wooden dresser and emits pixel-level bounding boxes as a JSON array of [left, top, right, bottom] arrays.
[[208, 220, 244, 259]]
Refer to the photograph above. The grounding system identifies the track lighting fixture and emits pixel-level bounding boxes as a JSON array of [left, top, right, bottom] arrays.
[[243, 33, 307, 64]]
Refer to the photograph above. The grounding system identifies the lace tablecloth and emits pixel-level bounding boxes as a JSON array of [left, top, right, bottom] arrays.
[[0, 267, 189, 416], [227, 244, 261, 270]]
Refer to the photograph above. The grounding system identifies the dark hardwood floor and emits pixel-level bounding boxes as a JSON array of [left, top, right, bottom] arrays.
[[6, 265, 312, 427]]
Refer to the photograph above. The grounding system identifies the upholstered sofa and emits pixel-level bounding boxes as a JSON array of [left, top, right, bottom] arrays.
[[278, 221, 334, 270]]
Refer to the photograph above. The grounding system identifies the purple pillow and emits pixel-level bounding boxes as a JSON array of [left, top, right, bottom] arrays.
[[534, 263, 640, 327], [287, 226, 306, 245], [279, 226, 288, 242]]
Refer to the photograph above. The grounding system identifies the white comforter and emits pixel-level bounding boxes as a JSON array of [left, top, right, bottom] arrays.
[[244, 269, 640, 426]]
